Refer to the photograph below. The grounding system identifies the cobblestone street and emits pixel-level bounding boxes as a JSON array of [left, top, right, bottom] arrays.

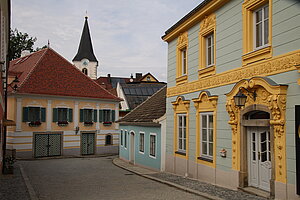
[[18, 156, 207, 200]]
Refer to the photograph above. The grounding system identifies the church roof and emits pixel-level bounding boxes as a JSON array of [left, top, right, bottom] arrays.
[[9, 48, 120, 101], [72, 17, 98, 62]]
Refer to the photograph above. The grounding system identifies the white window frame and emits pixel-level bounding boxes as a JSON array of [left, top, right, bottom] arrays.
[[139, 132, 145, 154], [206, 33, 214, 67], [149, 133, 156, 159], [177, 114, 187, 153], [124, 130, 128, 149], [120, 130, 123, 146], [181, 48, 187, 75], [254, 4, 269, 50], [200, 112, 214, 160]]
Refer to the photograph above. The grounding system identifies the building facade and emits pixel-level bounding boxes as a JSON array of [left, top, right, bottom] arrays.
[[163, 0, 300, 199], [118, 86, 166, 171], [7, 48, 120, 158]]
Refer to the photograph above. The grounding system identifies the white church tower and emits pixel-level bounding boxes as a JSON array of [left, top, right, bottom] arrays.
[[73, 16, 98, 79]]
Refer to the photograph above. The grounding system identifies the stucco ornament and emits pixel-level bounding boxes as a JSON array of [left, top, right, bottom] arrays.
[[200, 14, 216, 31], [177, 32, 188, 47], [226, 77, 288, 183]]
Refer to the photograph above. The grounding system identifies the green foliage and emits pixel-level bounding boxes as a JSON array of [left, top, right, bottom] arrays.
[[9, 28, 37, 60]]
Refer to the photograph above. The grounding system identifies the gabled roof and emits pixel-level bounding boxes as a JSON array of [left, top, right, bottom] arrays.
[[121, 82, 166, 110], [9, 48, 120, 101], [118, 86, 166, 127], [72, 16, 98, 62], [138, 72, 159, 82]]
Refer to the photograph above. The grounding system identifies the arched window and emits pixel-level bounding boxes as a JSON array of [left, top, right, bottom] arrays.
[[105, 134, 113, 145], [82, 68, 88, 75]]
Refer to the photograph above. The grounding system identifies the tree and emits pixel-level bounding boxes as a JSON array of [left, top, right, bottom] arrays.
[[9, 28, 37, 60]]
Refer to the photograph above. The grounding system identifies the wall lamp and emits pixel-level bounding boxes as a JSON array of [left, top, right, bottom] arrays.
[[8, 76, 19, 91], [233, 87, 256, 107]]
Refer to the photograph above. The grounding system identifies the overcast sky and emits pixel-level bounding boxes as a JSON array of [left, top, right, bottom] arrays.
[[12, 0, 202, 81]]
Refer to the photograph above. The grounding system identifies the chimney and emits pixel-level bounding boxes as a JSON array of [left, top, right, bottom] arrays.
[[135, 73, 142, 81], [21, 50, 31, 57], [107, 74, 111, 83]]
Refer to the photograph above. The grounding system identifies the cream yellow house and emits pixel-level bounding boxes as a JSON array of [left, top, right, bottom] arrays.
[[7, 48, 121, 158]]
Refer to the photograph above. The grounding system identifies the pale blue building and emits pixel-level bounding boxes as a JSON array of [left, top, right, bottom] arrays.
[[118, 86, 166, 171]]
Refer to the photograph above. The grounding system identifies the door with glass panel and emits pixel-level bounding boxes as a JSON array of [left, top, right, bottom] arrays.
[[248, 127, 271, 191]]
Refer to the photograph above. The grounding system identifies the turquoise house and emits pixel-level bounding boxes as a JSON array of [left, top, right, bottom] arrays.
[[118, 86, 166, 171]]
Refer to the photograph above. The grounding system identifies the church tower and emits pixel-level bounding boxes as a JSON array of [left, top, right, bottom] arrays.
[[73, 16, 98, 79]]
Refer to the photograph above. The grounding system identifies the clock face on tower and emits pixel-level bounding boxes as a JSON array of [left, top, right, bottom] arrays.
[[82, 59, 89, 66]]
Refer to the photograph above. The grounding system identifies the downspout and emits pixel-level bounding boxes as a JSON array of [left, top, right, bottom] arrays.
[[2, 0, 11, 174]]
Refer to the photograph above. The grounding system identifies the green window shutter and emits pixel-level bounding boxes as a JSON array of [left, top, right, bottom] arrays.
[[41, 107, 46, 122], [80, 109, 84, 122], [99, 109, 104, 122], [53, 108, 58, 122], [68, 109, 73, 122], [22, 107, 29, 122], [93, 109, 97, 122], [112, 110, 115, 122]]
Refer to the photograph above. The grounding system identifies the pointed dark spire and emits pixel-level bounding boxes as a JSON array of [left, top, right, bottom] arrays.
[[73, 16, 98, 62]]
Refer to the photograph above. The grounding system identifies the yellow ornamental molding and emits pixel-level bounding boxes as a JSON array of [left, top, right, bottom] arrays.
[[167, 50, 300, 97], [200, 14, 216, 34], [172, 96, 190, 112], [226, 77, 288, 183], [177, 32, 188, 48], [193, 91, 218, 110]]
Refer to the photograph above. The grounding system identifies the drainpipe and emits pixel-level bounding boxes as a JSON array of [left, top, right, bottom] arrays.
[[2, 0, 11, 174]]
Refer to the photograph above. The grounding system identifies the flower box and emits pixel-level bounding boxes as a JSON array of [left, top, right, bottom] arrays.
[[28, 121, 41, 127], [103, 121, 112, 126], [57, 121, 69, 126], [84, 121, 94, 126]]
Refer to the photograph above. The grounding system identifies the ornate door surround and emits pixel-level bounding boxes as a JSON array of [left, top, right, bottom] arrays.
[[226, 77, 288, 190]]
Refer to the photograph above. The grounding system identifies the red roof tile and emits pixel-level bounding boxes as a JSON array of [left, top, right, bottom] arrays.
[[9, 48, 120, 101]]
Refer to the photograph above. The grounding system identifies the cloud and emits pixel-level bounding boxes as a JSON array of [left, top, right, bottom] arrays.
[[12, 0, 201, 81]]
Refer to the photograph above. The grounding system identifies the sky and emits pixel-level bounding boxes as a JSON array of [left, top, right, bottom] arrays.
[[12, 0, 202, 82]]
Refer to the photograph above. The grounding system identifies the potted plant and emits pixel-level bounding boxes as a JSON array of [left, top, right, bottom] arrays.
[[28, 121, 41, 127], [4, 149, 16, 174], [57, 121, 69, 126], [103, 121, 112, 126], [84, 121, 93, 126]]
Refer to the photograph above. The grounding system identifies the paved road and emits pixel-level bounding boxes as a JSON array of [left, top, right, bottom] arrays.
[[20, 156, 207, 200]]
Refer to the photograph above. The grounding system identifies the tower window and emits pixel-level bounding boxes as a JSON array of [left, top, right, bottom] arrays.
[[82, 68, 88, 75]]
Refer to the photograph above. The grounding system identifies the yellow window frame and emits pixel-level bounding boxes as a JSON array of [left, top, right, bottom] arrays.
[[176, 32, 188, 85], [199, 13, 216, 78], [242, 0, 273, 65]]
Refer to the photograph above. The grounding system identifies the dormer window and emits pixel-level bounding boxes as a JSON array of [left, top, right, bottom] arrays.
[[82, 68, 88, 75]]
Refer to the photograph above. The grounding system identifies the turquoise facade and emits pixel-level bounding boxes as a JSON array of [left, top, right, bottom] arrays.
[[119, 125, 162, 170]]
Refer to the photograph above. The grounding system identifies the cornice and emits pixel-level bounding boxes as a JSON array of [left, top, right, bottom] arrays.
[[163, 0, 229, 42], [167, 50, 300, 97]]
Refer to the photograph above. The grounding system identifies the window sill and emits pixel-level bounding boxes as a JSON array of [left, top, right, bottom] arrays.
[[28, 122, 41, 127], [176, 75, 188, 85], [103, 122, 112, 126], [242, 45, 272, 65], [175, 151, 186, 156], [197, 156, 213, 163], [198, 65, 216, 78]]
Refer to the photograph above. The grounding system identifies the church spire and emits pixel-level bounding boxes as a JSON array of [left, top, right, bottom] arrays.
[[73, 16, 98, 62]]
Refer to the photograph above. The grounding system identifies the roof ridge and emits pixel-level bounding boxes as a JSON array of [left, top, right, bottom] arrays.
[[120, 85, 166, 120], [17, 48, 49, 91]]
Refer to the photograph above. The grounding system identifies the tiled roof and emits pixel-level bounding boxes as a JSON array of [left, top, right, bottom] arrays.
[[72, 17, 98, 62], [118, 86, 166, 126], [121, 82, 166, 110], [9, 48, 120, 101]]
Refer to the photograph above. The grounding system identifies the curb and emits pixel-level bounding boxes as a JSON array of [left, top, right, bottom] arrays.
[[112, 158, 223, 200], [17, 153, 117, 161], [19, 164, 39, 200]]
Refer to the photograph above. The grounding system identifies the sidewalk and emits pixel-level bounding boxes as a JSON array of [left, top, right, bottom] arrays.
[[113, 158, 269, 200], [0, 162, 31, 200]]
